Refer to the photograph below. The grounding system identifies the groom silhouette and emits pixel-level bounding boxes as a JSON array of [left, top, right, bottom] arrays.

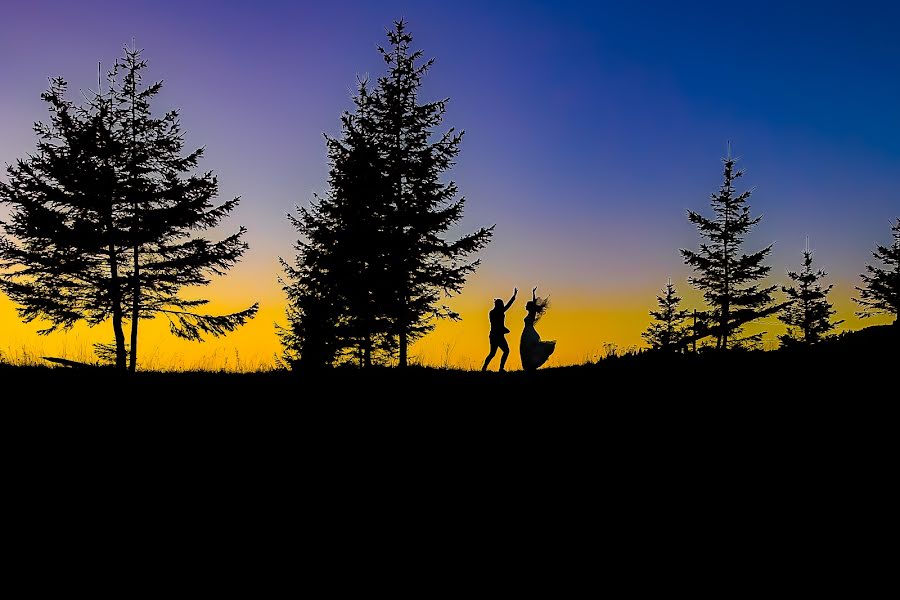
[[481, 288, 517, 372]]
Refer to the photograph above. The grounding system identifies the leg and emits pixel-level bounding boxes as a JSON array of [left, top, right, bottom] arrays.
[[498, 337, 510, 371], [482, 340, 499, 371]]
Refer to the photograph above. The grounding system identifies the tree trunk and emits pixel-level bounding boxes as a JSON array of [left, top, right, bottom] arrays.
[[109, 245, 126, 371], [722, 217, 729, 350], [397, 289, 409, 367], [721, 301, 730, 350], [393, 61, 406, 369], [361, 307, 373, 368], [128, 80, 140, 373], [112, 307, 126, 370], [692, 310, 697, 353], [399, 329, 407, 367], [105, 182, 126, 370], [128, 247, 139, 372]]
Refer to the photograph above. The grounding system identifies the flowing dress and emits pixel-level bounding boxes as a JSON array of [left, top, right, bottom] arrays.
[[520, 314, 556, 371]]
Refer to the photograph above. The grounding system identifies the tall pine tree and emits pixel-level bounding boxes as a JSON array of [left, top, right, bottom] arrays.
[[0, 78, 133, 367], [0, 48, 256, 371], [681, 154, 776, 349], [105, 46, 257, 371], [370, 20, 493, 367], [779, 240, 842, 346], [642, 278, 690, 351], [280, 80, 393, 368], [854, 217, 900, 325]]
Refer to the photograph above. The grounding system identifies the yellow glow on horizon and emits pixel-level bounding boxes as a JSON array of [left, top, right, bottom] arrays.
[[0, 280, 893, 370]]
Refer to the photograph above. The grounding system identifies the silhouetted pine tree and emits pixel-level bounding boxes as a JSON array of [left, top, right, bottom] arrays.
[[779, 241, 842, 346], [278, 243, 341, 369], [279, 81, 393, 368], [681, 155, 776, 349], [0, 49, 256, 371], [0, 78, 133, 367], [854, 217, 900, 325], [369, 20, 494, 367], [105, 47, 257, 371], [642, 279, 690, 351]]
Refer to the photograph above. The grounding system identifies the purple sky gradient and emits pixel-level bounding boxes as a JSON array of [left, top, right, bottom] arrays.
[[1, 1, 898, 362]]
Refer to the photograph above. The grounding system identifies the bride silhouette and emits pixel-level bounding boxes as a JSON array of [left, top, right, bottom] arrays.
[[520, 287, 556, 371]]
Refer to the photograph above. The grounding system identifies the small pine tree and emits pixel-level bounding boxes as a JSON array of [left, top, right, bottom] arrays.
[[681, 153, 776, 349], [779, 241, 843, 346], [854, 218, 900, 326], [642, 279, 690, 351]]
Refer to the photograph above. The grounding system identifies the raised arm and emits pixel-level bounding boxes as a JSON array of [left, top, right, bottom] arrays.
[[504, 288, 518, 311], [532, 286, 538, 302]]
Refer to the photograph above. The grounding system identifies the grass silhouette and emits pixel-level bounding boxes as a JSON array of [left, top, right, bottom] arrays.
[[2, 325, 893, 398]]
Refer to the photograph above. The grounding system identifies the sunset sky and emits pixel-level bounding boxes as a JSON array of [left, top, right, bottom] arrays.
[[1, 0, 897, 369]]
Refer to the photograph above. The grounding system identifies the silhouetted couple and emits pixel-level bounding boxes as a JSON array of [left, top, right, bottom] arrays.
[[482, 287, 556, 372]]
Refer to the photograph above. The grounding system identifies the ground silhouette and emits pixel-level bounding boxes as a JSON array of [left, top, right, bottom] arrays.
[[2, 324, 894, 399]]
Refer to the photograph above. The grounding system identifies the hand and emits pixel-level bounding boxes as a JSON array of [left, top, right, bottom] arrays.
[[513, 288, 518, 295], [532, 286, 538, 294]]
